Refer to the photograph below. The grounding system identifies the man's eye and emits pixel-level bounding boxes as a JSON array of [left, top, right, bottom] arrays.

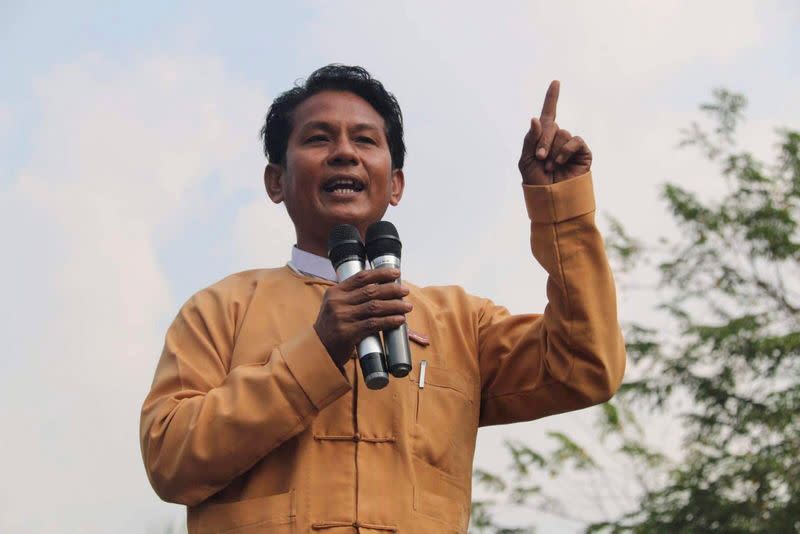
[[306, 135, 328, 143], [356, 136, 377, 145]]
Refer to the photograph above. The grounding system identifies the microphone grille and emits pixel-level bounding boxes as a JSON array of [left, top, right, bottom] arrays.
[[328, 224, 365, 267], [365, 220, 401, 260]]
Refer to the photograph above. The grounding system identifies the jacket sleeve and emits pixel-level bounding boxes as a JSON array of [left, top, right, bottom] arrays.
[[139, 283, 351, 506], [478, 171, 626, 426]]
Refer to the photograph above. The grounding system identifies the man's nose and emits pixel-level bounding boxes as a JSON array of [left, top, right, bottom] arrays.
[[328, 137, 358, 166]]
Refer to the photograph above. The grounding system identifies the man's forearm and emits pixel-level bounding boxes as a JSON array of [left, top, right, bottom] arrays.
[[140, 313, 350, 506]]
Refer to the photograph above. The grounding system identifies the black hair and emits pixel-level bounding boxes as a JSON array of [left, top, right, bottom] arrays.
[[260, 64, 405, 169]]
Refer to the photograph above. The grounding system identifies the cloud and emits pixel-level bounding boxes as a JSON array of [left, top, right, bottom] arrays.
[[531, 0, 760, 84], [0, 53, 269, 531], [0, 102, 9, 142], [233, 197, 296, 270]]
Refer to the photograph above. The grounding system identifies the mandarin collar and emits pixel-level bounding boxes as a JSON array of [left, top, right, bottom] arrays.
[[288, 245, 338, 282]]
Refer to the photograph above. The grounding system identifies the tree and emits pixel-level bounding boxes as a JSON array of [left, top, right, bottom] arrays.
[[471, 90, 800, 533]]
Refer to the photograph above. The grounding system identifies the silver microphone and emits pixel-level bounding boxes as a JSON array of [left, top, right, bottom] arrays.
[[365, 221, 412, 377], [328, 224, 389, 390]]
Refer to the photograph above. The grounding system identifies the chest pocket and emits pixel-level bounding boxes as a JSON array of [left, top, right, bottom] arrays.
[[409, 357, 478, 484]]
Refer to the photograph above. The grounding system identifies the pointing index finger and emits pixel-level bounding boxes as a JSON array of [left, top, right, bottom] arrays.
[[540, 80, 560, 122]]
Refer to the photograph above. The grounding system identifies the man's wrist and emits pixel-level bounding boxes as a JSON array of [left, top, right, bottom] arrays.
[[522, 171, 595, 224]]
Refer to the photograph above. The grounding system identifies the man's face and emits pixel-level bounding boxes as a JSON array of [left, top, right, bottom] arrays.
[[265, 90, 404, 253]]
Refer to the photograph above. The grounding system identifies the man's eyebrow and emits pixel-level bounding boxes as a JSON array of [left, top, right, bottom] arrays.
[[298, 121, 336, 133], [298, 121, 383, 133], [350, 123, 382, 133]]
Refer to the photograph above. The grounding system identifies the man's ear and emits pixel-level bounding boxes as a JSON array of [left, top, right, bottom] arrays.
[[389, 168, 405, 206], [264, 163, 285, 204]]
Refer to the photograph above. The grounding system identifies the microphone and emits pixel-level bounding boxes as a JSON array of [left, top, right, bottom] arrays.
[[328, 224, 389, 390], [365, 221, 412, 378]]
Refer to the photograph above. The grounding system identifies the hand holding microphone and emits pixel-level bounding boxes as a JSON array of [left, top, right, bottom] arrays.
[[315, 224, 412, 389]]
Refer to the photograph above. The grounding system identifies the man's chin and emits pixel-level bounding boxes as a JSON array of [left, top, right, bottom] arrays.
[[322, 210, 384, 236], [326, 204, 382, 225]]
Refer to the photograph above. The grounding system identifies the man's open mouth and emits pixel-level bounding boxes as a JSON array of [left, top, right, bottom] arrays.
[[322, 176, 365, 194]]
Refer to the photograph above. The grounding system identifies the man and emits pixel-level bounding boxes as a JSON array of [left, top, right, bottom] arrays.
[[140, 64, 626, 533]]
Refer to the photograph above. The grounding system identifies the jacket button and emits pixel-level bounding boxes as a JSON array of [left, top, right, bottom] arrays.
[[353, 433, 361, 442]]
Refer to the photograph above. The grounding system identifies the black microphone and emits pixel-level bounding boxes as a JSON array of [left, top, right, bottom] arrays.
[[328, 224, 389, 390], [365, 221, 412, 377]]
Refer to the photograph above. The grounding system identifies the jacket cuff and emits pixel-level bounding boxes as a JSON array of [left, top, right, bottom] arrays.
[[522, 171, 596, 223], [279, 327, 351, 411]]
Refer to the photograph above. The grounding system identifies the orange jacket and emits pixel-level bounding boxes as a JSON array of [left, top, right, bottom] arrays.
[[140, 172, 626, 533]]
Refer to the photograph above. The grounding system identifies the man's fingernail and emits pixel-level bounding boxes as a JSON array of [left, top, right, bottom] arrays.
[[537, 147, 547, 158]]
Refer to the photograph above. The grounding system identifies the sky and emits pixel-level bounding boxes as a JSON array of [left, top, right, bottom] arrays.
[[1, 1, 798, 532]]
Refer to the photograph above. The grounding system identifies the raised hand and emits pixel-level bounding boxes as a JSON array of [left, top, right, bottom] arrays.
[[518, 80, 592, 186]]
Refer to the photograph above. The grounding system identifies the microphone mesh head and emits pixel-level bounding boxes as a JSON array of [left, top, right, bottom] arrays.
[[366, 220, 401, 260], [328, 224, 365, 267]]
